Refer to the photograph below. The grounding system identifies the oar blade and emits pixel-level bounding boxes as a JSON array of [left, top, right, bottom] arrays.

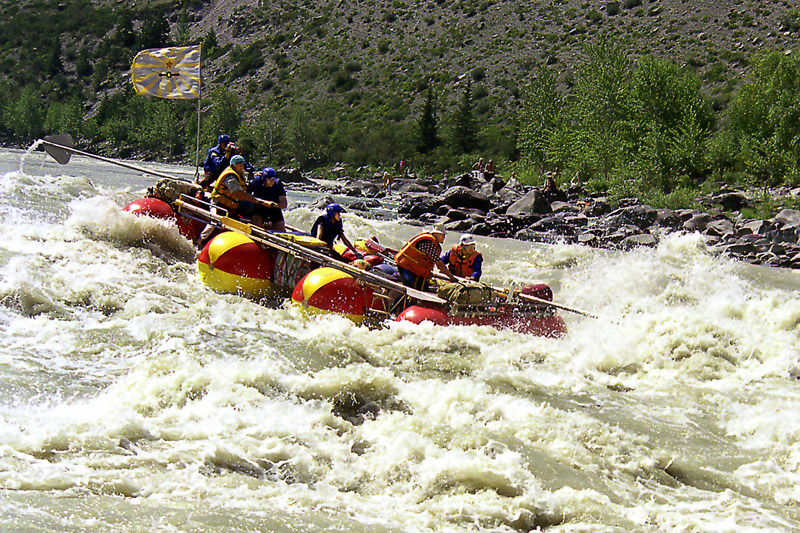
[[42, 134, 74, 164]]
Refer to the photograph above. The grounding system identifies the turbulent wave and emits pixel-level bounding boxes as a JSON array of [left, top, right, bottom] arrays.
[[0, 155, 799, 532]]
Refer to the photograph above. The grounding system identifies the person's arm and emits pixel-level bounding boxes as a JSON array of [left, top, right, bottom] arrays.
[[225, 176, 273, 206], [435, 258, 457, 281], [339, 234, 362, 258], [471, 255, 483, 281], [276, 195, 287, 209]]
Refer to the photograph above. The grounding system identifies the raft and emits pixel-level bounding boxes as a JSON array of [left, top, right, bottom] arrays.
[[136, 194, 571, 337]]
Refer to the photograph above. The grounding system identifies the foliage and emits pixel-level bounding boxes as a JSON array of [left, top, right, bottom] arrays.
[[452, 79, 478, 154], [518, 39, 714, 202], [726, 51, 800, 185], [417, 85, 440, 153]]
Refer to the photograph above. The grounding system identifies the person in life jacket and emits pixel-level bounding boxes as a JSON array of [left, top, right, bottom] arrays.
[[196, 155, 277, 246], [198, 134, 235, 190], [395, 225, 457, 291], [249, 167, 287, 232], [310, 203, 362, 260], [441, 233, 483, 281]]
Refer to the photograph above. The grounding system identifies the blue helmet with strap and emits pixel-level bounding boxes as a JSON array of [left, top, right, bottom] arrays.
[[326, 203, 345, 218], [218, 134, 230, 145]]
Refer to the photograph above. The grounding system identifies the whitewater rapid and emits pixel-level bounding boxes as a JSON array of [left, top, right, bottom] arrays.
[[0, 148, 799, 532]]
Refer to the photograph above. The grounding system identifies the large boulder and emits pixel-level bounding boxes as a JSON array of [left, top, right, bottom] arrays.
[[505, 188, 552, 216], [278, 168, 312, 184], [440, 186, 491, 212], [774, 209, 800, 228], [342, 180, 381, 197]]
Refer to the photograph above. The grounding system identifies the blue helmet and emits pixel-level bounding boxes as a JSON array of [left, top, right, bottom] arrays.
[[261, 167, 277, 178], [230, 154, 245, 166], [326, 203, 345, 218], [218, 134, 231, 145]]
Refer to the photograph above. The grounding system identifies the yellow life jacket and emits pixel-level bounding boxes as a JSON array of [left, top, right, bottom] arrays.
[[447, 244, 481, 279], [210, 166, 247, 211], [395, 233, 440, 277]]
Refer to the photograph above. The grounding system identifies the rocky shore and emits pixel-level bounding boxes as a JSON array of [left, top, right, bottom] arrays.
[[294, 168, 800, 271]]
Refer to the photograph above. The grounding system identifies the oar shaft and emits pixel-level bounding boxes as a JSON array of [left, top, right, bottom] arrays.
[[40, 139, 189, 183]]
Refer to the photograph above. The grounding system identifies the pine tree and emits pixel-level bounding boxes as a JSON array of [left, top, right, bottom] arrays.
[[417, 85, 439, 153], [453, 79, 477, 154]]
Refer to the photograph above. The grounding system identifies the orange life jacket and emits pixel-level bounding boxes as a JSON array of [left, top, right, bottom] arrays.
[[395, 233, 441, 277], [210, 166, 247, 211], [447, 244, 482, 278]]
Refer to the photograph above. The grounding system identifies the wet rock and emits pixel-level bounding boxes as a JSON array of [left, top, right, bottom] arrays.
[[506, 189, 553, 216], [277, 167, 311, 184], [655, 208, 682, 229], [704, 218, 734, 237], [774, 208, 800, 228], [343, 180, 381, 197], [619, 233, 657, 250], [581, 197, 611, 217], [737, 219, 772, 235], [440, 186, 491, 212], [683, 213, 714, 232]]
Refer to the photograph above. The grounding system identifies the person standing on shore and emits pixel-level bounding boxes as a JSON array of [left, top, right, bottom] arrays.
[[384, 172, 394, 195]]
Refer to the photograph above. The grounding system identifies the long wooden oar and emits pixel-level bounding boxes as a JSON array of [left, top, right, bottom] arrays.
[[38, 134, 194, 183], [365, 238, 598, 319]]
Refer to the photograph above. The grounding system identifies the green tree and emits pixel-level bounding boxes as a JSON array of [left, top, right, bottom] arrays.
[[202, 88, 242, 146], [627, 55, 713, 190], [45, 36, 63, 77], [518, 65, 563, 167], [115, 10, 137, 48], [138, 12, 171, 49], [44, 97, 84, 138], [727, 51, 800, 184], [571, 39, 633, 181], [453, 79, 477, 154], [417, 85, 440, 153], [6, 87, 45, 139]]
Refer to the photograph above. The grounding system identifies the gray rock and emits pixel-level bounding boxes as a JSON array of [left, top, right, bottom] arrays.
[[581, 198, 611, 217], [278, 168, 312, 184], [619, 234, 658, 250], [441, 186, 491, 211], [737, 219, 772, 235], [702, 191, 753, 211], [774, 209, 800, 228], [716, 242, 762, 256], [506, 189, 553, 216], [684, 213, 714, 232], [655, 208, 682, 229], [704, 218, 734, 237], [550, 201, 580, 213]]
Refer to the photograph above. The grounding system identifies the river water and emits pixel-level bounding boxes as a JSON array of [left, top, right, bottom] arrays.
[[0, 146, 799, 532]]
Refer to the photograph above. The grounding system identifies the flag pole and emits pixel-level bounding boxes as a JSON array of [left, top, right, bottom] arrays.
[[195, 45, 202, 177]]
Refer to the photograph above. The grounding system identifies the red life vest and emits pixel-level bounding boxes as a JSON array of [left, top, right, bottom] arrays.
[[210, 166, 247, 210], [395, 233, 441, 277], [447, 244, 481, 278]]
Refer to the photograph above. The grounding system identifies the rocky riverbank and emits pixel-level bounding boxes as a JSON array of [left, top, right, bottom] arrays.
[[302, 169, 800, 271]]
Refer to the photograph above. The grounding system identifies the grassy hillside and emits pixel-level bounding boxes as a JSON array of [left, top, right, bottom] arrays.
[[1, 0, 800, 206]]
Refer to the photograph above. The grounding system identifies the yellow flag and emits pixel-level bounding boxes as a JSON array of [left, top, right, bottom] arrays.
[[131, 45, 201, 99]]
